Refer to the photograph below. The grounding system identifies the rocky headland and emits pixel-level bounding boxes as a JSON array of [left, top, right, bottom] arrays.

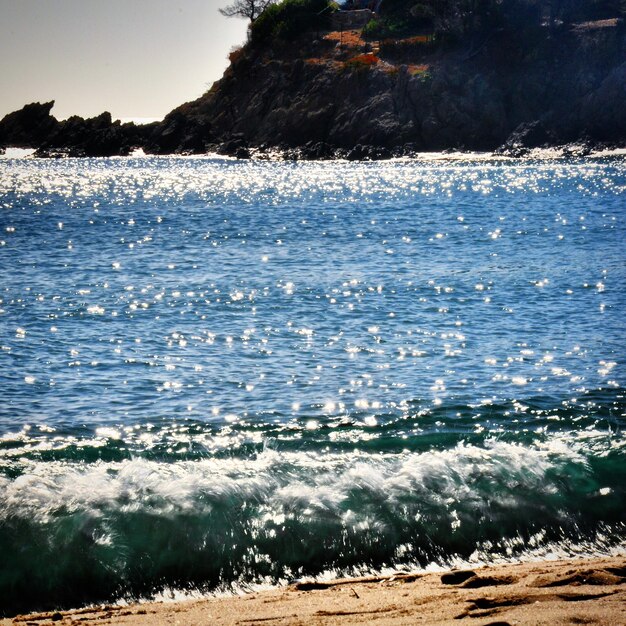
[[1, 1, 625, 159]]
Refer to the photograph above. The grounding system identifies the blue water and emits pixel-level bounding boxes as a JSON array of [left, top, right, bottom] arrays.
[[0, 155, 624, 614]]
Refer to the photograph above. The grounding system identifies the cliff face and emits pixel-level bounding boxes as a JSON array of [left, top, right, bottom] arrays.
[[171, 56, 509, 152], [1, 18, 624, 158], [154, 19, 625, 156]]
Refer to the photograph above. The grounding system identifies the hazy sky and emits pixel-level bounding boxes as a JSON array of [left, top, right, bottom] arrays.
[[0, 0, 248, 121]]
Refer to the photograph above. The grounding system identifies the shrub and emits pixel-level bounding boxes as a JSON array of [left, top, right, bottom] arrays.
[[379, 33, 435, 58], [362, 17, 414, 39], [345, 52, 380, 70], [228, 45, 245, 65], [362, 18, 383, 39], [408, 63, 430, 77], [351, 52, 379, 65], [250, 0, 335, 44]]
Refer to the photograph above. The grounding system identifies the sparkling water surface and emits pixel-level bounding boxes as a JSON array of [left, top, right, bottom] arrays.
[[0, 156, 624, 613]]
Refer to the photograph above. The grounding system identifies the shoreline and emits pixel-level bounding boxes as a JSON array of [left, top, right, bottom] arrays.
[[2, 145, 626, 162], [4, 555, 625, 625]]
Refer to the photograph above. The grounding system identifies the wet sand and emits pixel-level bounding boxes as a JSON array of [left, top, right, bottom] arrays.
[[4, 555, 625, 625]]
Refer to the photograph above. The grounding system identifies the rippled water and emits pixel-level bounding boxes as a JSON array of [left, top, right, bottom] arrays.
[[0, 155, 624, 614]]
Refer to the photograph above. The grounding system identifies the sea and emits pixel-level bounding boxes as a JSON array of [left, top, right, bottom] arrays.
[[0, 153, 624, 615]]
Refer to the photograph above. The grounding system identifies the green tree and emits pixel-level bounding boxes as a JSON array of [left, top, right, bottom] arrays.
[[219, 0, 277, 22]]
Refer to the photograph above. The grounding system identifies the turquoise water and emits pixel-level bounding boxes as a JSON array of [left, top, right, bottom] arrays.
[[0, 155, 624, 614]]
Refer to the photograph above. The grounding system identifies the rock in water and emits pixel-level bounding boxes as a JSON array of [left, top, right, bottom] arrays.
[[0, 101, 59, 148]]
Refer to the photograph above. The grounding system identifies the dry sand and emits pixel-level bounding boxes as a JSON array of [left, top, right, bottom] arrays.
[[4, 555, 626, 625]]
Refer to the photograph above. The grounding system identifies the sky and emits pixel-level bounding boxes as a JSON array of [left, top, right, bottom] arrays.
[[0, 0, 248, 121]]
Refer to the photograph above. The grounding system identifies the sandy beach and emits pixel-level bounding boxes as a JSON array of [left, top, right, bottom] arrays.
[[4, 555, 625, 625]]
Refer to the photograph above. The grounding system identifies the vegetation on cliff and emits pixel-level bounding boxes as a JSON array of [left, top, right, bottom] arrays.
[[365, 0, 625, 40], [250, 0, 333, 43]]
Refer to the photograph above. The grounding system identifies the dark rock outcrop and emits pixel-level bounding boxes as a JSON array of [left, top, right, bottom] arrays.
[[35, 112, 135, 157], [495, 121, 556, 157], [0, 101, 59, 148]]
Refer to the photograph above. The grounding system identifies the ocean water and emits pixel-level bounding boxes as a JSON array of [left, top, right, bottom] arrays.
[[0, 155, 624, 614]]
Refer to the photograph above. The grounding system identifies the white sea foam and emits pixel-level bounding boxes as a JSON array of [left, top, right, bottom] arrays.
[[118, 117, 163, 125], [0, 147, 35, 159], [0, 433, 610, 525], [120, 530, 626, 608]]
